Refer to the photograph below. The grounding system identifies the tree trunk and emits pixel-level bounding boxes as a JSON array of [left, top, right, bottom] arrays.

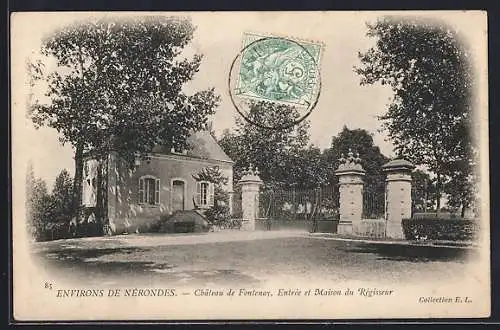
[[102, 155, 109, 233], [95, 156, 109, 236], [72, 142, 84, 224], [435, 174, 442, 213], [461, 196, 468, 218], [95, 155, 109, 236]]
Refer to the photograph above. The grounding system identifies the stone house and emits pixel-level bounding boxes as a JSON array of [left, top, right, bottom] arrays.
[[81, 130, 234, 234]]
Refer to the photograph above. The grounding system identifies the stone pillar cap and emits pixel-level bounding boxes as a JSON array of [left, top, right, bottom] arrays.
[[334, 168, 366, 176], [382, 158, 415, 173], [237, 164, 263, 186], [237, 174, 263, 183], [335, 148, 365, 176]]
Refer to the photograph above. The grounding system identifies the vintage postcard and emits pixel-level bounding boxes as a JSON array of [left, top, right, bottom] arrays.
[[11, 11, 489, 321]]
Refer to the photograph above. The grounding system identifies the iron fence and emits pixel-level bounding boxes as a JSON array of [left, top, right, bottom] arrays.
[[230, 182, 386, 232], [362, 184, 385, 219], [257, 185, 340, 232], [230, 190, 242, 219]]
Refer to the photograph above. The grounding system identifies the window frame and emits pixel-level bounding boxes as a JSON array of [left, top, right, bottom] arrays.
[[195, 180, 214, 209], [138, 175, 160, 206]]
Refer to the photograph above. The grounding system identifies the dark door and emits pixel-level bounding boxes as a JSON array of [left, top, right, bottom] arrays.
[[172, 180, 185, 211]]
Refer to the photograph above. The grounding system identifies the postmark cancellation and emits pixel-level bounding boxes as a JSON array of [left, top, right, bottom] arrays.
[[233, 32, 323, 107]]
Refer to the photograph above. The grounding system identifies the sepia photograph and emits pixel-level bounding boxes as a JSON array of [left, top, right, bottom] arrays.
[[11, 11, 489, 321]]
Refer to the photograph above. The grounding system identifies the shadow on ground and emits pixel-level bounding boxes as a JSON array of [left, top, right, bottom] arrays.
[[340, 243, 476, 263], [31, 235, 476, 287], [33, 246, 261, 287]]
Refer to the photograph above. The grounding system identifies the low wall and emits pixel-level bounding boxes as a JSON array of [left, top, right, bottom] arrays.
[[255, 218, 339, 233], [352, 219, 386, 238], [315, 219, 339, 233]]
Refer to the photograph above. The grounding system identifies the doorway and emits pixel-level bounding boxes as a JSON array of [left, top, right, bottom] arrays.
[[172, 180, 185, 211]]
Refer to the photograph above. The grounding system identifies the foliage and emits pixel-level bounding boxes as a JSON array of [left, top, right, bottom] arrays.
[[288, 146, 331, 189], [26, 165, 76, 241], [29, 16, 220, 229], [355, 16, 476, 210], [326, 126, 389, 184], [402, 217, 479, 241], [192, 166, 228, 186], [411, 169, 437, 212], [219, 114, 390, 217], [50, 169, 74, 223], [30, 16, 215, 156], [218, 100, 310, 188], [26, 162, 51, 240], [203, 188, 231, 228], [443, 158, 478, 217], [323, 126, 389, 216], [193, 166, 231, 228]]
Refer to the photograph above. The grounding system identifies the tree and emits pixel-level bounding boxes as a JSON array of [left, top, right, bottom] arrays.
[[324, 126, 389, 183], [444, 161, 477, 217], [192, 166, 231, 228], [355, 16, 475, 211], [218, 100, 310, 188], [29, 16, 220, 230], [287, 145, 331, 189], [26, 166, 77, 240], [50, 169, 74, 224], [411, 169, 436, 213], [323, 126, 389, 217], [25, 162, 51, 240]]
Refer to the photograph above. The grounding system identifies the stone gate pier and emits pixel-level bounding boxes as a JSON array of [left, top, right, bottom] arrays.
[[236, 166, 263, 231], [382, 159, 415, 239], [335, 150, 365, 235]]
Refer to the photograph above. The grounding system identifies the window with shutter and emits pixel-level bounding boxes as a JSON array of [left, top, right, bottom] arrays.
[[195, 181, 201, 207], [139, 176, 160, 206], [201, 182, 208, 206], [208, 183, 215, 207], [155, 179, 160, 205], [139, 177, 145, 203], [196, 181, 214, 208]]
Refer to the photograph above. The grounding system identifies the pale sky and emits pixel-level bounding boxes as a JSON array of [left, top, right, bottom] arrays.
[[11, 11, 488, 189]]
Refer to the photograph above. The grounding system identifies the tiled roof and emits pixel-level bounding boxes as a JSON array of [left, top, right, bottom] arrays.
[[152, 130, 233, 163]]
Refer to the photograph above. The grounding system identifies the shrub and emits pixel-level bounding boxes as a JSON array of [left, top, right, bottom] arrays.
[[145, 218, 163, 233], [412, 212, 462, 220], [37, 222, 70, 241], [204, 199, 231, 228], [193, 166, 231, 229], [402, 218, 480, 241]]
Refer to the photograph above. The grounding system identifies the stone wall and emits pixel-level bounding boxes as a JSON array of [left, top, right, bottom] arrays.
[[352, 219, 386, 238]]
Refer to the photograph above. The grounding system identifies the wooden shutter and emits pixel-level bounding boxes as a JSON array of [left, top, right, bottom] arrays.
[[208, 183, 215, 207], [155, 179, 160, 205], [139, 177, 144, 203], [195, 181, 201, 207]]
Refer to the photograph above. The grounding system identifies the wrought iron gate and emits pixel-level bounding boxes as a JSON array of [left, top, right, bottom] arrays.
[[258, 185, 340, 233], [362, 182, 386, 219]]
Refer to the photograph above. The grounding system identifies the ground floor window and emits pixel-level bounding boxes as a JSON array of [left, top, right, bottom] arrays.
[[139, 176, 160, 205], [196, 181, 214, 208]]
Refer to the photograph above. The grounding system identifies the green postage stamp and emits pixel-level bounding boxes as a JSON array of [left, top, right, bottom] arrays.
[[234, 33, 323, 107]]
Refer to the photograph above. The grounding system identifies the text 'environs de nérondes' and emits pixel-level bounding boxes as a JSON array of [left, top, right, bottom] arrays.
[[56, 288, 177, 298]]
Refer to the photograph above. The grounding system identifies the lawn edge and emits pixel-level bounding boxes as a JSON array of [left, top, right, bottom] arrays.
[[308, 233, 479, 249]]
